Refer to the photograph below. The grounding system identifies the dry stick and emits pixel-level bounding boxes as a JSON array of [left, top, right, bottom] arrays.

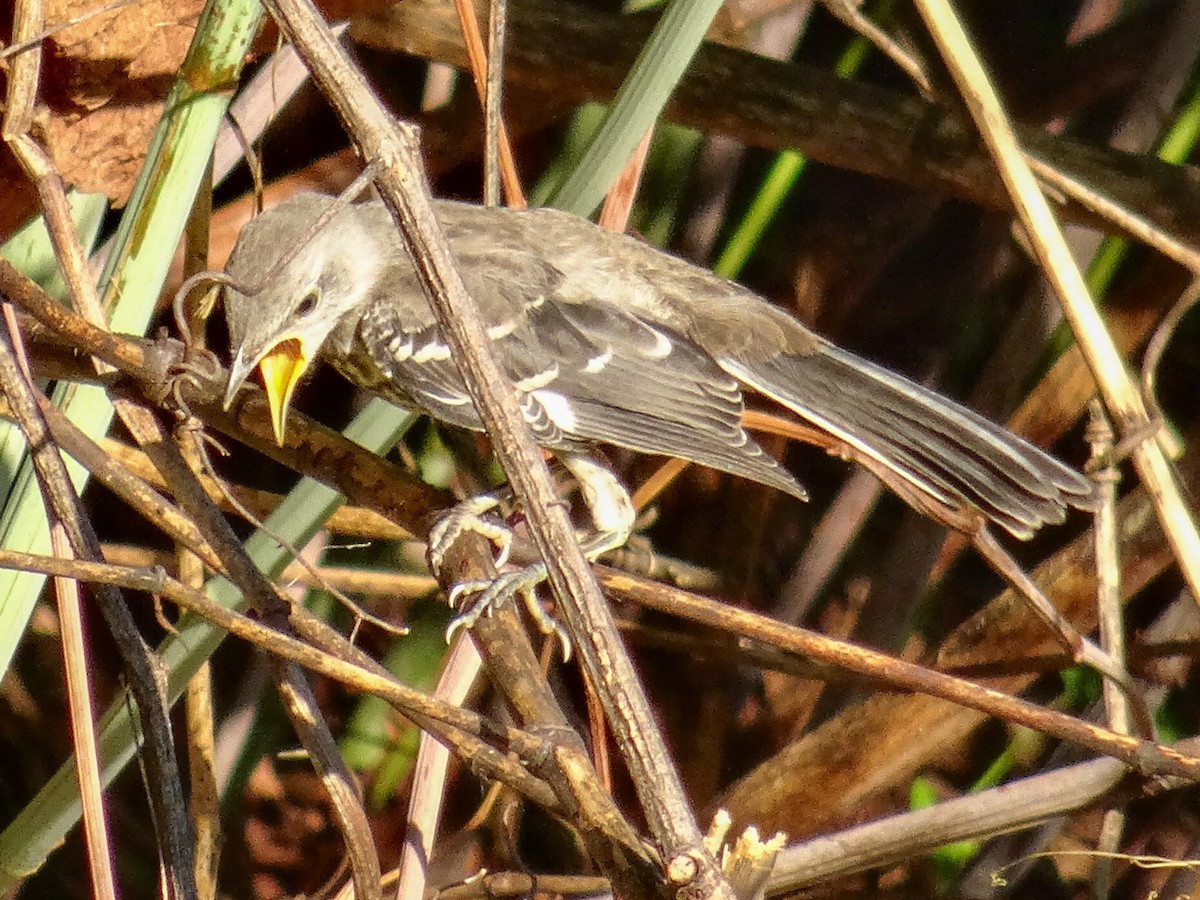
[[433, 872, 610, 899], [179, 182, 221, 900], [423, 5, 614, 845], [972, 528, 1144, 721], [182, 634, 220, 898], [582, 82, 657, 804], [820, 0, 932, 95], [436, 560, 659, 898], [30, 381, 118, 900], [0, 547, 572, 810], [273, 655, 382, 899], [134, 413, 383, 900], [482, 0, 505, 208], [36, 398, 232, 575], [0, 0, 39, 141], [442, 551, 618, 847], [259, 2, 732, 896], [1089, 405, 1132, 739], [1142, 274, 1200, 445], [88, 439, 414, 543], [29, 523, 1177, 814], [464, 3, 644, 855], [1087, 402, 1131, 900], [597, 126, 654, 233], [0, 314, 198, 900], [771, 735, 1200, 891], [47, 516, 115, 900], [334, 79, 650, 892], [1025, 153, 1200, 273], [1, 2, 117, 895], [601, 568, 1200, 780], [283, 672, 381, 899], [912, 0, 1200, 611], [395, 636, 484, 900], [104, 542, 437, 597], [450, 0, 524, 206]]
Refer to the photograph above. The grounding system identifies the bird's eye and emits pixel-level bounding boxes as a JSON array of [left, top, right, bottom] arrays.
[[295, 290, 320, 317]]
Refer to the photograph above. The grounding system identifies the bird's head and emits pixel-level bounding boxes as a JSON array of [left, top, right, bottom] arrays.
[[222, 194, 383, 443]]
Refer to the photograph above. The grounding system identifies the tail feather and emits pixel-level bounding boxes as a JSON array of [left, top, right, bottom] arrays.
[[720, 343, 1095, 538]]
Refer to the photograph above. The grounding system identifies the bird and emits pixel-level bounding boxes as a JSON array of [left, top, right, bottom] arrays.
[[221, 192, 1094, 629]]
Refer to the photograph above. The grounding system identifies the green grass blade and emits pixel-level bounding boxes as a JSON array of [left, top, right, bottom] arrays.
[[546, 0, 724, 216]]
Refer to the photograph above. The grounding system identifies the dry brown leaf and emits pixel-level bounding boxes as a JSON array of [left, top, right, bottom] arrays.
[[40, 0, 206, 201]]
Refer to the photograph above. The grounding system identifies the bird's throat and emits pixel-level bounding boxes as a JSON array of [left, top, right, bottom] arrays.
[[258, 339, 309, 444]]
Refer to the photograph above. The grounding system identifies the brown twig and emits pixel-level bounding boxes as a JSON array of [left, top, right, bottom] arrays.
[[450, 0, 524, 206], [0, 547, 571, 810], [771, 736, 1200, 890], [601, 568, 1200, 780], [0, 313, 198, 899], [1086, 399, 1130, 897]]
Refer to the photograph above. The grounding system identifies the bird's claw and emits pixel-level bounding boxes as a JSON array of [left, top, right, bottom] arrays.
[[445, 564, 572, 661], [427, 494, 513, 573], [429, 496, 571, 658]]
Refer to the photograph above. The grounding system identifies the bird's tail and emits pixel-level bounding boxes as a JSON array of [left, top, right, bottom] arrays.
[[720, 342, 1095, 539]]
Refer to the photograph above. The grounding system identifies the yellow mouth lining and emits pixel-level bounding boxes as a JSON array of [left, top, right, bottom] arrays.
[[258, 339, 309, 444]]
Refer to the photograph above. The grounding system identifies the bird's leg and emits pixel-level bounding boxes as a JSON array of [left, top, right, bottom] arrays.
[[441, 453, 637, 660]]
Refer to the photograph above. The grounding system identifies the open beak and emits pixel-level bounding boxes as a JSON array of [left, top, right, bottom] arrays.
[[257, 339, 311, 444], [223, 338, 312, 445]]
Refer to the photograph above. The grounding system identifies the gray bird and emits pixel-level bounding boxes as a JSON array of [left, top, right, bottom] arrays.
[[222, 192, 1094, 547]]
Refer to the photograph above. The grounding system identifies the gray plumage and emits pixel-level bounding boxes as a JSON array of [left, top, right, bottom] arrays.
[[223, 193, 1095, 538]]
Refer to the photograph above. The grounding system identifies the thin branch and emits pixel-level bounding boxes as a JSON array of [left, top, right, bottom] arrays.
[[0, 312, 198, 899], [0, 547, 568, 810], [600, 568, 1200, 780]]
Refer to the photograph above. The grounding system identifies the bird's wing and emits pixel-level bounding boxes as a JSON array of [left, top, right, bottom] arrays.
[[353, 199, 1092, 535], [353, 290, 483, 431], [356, 239, 807, 500], [501, 288, 808, 499]]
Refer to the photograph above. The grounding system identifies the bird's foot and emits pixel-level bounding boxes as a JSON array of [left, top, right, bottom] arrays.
[[432, 453, 638, 661], [446, 562, 571, 660], [428, 494, 570, 654], [427, 494, 513, 573]]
